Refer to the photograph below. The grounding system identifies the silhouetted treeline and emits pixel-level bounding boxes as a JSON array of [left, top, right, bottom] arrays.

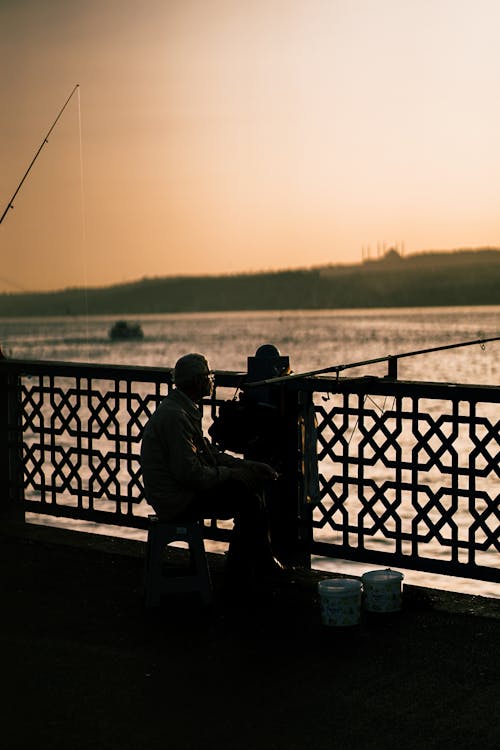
[[1, 248, 500, 317]]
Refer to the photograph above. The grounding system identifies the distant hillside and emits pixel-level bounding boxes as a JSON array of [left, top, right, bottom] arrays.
[[1, 248, 500, 317]]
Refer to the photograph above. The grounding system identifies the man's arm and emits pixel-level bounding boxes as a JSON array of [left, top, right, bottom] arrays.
[[166, 412, 235, 490]]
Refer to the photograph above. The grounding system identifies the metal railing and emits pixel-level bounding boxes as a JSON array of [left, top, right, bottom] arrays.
[[301, 376, 499, 583], [1, 357, 498, 583]]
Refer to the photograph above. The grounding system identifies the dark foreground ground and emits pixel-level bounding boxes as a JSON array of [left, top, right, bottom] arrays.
[[1, 520, 498, 750]]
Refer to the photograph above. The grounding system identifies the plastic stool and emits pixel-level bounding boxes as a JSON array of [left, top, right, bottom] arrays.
[[144, 515, 213, 606]]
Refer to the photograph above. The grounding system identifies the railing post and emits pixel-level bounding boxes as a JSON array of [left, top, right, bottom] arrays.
[[0, 365, 24, 520], [244, 345, 312, 568], [387, 356, 398, 378], [296, 389, 318, 568]]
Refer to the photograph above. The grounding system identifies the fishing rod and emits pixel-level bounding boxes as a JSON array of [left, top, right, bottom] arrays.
[[0, 84, 80, 225], [247, 335, 500, 387]]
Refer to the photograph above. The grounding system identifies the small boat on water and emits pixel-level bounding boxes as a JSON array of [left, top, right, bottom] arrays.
[[109, 320, 144, 341]]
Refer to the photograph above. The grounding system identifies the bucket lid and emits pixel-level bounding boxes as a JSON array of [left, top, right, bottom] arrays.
[[318, 578, 362, 595], [361, 568, 404, 583]]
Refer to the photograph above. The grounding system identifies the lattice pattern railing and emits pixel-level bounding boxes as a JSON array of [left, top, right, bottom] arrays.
[[1, 359, 498, 582], [2, 362, 172, 528], [23, 376, 164, 523], [305, 378, 500, 582]]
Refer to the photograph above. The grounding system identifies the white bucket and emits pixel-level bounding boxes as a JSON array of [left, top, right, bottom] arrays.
[[318, 578, 362, 627], [361, 569, 404, 613]]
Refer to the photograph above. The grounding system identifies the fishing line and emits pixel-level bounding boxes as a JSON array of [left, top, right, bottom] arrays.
[[344, 394, 397, 448], [347, 397, 364, 448], [77, 86, 91, 360], [346, 395, 381, 447]]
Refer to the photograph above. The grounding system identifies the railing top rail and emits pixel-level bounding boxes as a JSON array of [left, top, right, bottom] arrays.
[[0, 357, 247, 386], [1, 356, 498, 400], [0, 357, 173, 382], [288, 374, 500, 401]]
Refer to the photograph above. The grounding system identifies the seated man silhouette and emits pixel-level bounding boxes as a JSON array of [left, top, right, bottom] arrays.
[[140, 353, 288, 588]]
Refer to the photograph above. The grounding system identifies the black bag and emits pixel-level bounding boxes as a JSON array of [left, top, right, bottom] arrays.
[[208, 395, 281, 456]]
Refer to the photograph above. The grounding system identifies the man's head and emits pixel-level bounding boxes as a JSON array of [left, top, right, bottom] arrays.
[[174, 353, 214, 401]]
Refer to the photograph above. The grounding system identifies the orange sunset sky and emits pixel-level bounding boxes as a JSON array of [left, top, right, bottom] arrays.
[[1, 0, 500, 292]]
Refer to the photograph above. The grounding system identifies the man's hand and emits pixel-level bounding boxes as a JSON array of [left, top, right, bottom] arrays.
[[246, 461, 279, 481], [230, 460, 279, 486]]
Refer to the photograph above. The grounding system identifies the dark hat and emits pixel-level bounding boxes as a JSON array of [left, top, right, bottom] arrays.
[[174, 353, 211, 386]]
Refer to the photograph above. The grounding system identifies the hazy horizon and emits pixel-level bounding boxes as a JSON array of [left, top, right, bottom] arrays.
[[2, 1, 500, 293], [0, 245, 497, 297]]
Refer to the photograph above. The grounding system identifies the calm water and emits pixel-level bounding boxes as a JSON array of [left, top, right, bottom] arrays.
[[2, 306, 499, 598], [2, 306, 500, 384]]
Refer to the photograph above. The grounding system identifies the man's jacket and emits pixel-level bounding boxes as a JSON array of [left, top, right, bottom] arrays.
[[140, 388, 242, 519]]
